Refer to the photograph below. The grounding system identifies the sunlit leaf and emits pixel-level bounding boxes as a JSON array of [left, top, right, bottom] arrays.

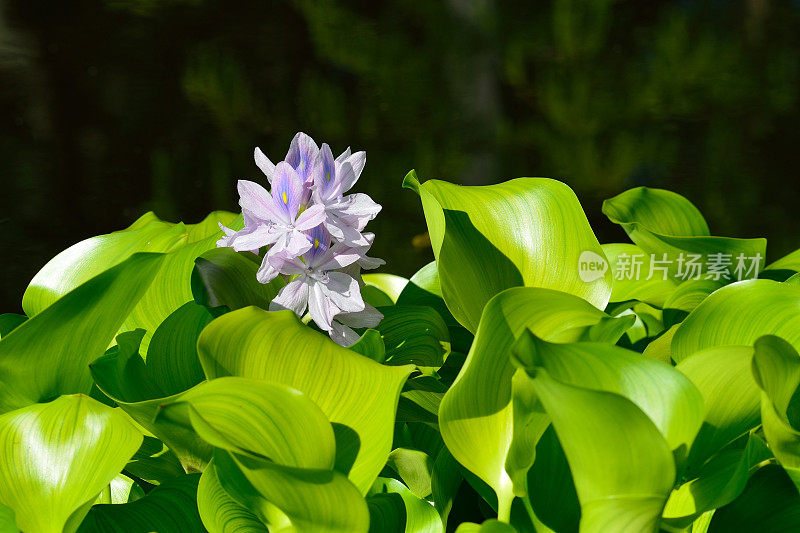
[[404, 171, 611, 332], [0, 395, 142, 533]]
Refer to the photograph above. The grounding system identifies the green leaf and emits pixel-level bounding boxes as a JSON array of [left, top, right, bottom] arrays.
[[764, 248, 800, 275], [602, 243, 678, 307], [0, 395, 142, 533], [367, 477, 443, 533], [404, 171, 611, 332], [672, 280, 800, 362], [0, 314, 26, 339], [662, 279, 724, 328], [708, 465, 800, 531], [0, 253, 164, 413], [77, 474, 203, 532], [197, 307, 413, 493], [751, 335, 800, 489], [512, 332, 704, 463], [23, 211, 239, 355], [663, 434, 771, 528], [192, 247, 285, 311], [675, 346, 761, 472], [0, 502, 18, 532], [438, 287, 632, 517], [603, 187, 766, 282], [386, 448, 434, 499], [362, 274, 409, 303], [198, 458, 267, 533], [515, 366, 675, 532], [376, 305, 450, 368], [90, 330, 212, 472], [348, 329, 386, 363], [454, 519, 517, 532]]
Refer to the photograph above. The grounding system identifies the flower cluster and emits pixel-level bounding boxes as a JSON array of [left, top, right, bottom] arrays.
[[217, 132, 384, 345]]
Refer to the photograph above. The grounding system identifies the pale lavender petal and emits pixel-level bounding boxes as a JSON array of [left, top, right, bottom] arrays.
[[335, 193, 381, 220], [284, 228, 314, 256], [338, 151, 366, 192], [329, 321, 359, 347], [270, 278, 310, 316], [238, 180, 286, 224], [294, 204, 326, 231], [337, 303, 383, 329], [315, 143, 337, 199], [254, 147, 276, 183], [232, 225, 276, 253], [333, 161, 355, 197], [286, 132, 319, 182], [308, 282, 338, 332], [267, 250, 307, 276], [335, 147, 352, 164], [271, 162, 304, 220], [326, 217, 371, 247], [304, 224, 331, 266], [256, 252, 280, 284], [322, 272, 365, 313], [316, 242, 362, 271], [358, 254, 385, 270]]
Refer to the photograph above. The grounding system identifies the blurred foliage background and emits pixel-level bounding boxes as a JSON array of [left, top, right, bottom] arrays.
[[2, 0, 800, 312]]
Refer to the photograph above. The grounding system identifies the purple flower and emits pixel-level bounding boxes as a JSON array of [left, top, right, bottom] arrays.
[[311, 143, 381, 247], [269, 226, 368, 335]]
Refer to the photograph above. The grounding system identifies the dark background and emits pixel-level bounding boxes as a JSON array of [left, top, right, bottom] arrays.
[[2, 0, 800, 313]]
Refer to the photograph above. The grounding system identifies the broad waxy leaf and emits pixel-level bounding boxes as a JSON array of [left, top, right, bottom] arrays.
[[198, 458, 267, 533], [602, 243, 678, 307], [751, 335, 800, 490], [197, 307, 414, 493], [362, 274, 409, 303], [708, 465, 800, 531], [193, 247, 285, 311], [367, 477, 443, 533], [23, 211, 240, 354], [0, 395, 142, 533], [438, 287, 633, 517], [603, 187, 766, 281], [672, 279, 800, 362], [77, 474, 203, 533], [375, 305, 450, 368], [0, 252, 164, 413], [515, 367, 675, 532], [404, 171, 611, 332]]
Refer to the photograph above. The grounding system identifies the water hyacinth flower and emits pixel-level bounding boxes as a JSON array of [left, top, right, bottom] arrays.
[[218, 132, 384, 345]]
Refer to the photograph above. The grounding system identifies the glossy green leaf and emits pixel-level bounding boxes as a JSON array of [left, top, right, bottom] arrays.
[[662, 279, 724, 328], [367, 477, 443, 533], [672, 279, 800, 362], [376, 305, 450, 368], [404, 171, 611, 332], [198, 457, 267, 533], [386, 448, 434, 499], [348, 329, 386, 363], [751, 335, 800, 489], [0, 395, 142, 533], [603, 187, 766, 282], [91, 330, 212, 472], [362, 274, 409, 303], [675, 346, 761, 471], [512, 332, 704, 462], [708, 466, 800, 531], [454, 520, 517, 533], [0, 253, 164, 413], [197, 307, 414, 493], [516, 366, 675, 532], [0, 314, 26, 339], [602, 243, 678, 307], [78, 474, 203, 532], [438, 287, 633, 517], [192, 247, 285, 311]]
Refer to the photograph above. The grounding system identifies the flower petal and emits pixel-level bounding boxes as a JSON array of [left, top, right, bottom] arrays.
[[230, 224, 276, 253], [238, 180, 286, 224], [322, 272, 365, 313], [335, 147, 352, 164], [271, 162, 304, 220], [314, 143, 339, 201], [286, 132, 319, 182], [338, 151, 366, 192], [256, 252, 280, 284], [337, 304, 383, 329], [267, 249, 307, 276], [254, 147, 276, 183], [294, 204, 326, 231], [329, 321, 360, 346], [270, 278, 310, 316], [308, 281, 338, 332], [285, 228, 314, 256]]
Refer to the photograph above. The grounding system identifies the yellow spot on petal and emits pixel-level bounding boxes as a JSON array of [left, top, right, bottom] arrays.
[[282, 191, 288, 204], [326, 172, 330, 182], [314, 238, 320, 249]]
